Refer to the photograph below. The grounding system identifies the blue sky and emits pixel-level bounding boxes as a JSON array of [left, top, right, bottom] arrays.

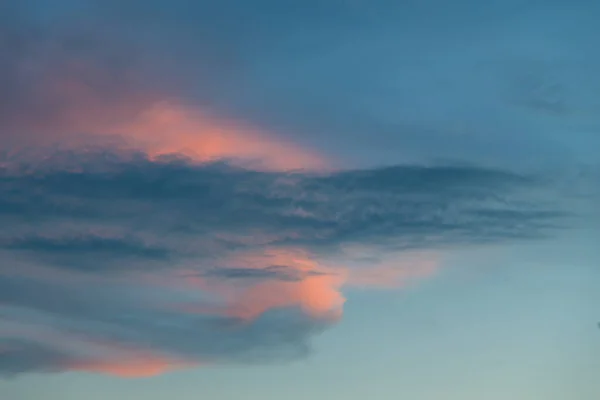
[[1, 1, 599, 399]]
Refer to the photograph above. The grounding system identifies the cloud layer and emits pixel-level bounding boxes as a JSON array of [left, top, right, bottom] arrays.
[[0, 148, 567, 377]]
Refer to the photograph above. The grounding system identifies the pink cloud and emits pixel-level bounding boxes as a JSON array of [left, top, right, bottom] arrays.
[[175, 248, 440, 327], [3, 48, 331, 172]]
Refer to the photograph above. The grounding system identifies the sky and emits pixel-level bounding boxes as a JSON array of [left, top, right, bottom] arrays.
[[0, 1, 599, 399]]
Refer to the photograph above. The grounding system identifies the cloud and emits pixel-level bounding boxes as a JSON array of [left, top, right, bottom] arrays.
[[0, 4, 329, 171], [0, 0, 591, 379], [0, 234, 170, 272], [202, 265, 327, 282], [0, 148, 568, 377]]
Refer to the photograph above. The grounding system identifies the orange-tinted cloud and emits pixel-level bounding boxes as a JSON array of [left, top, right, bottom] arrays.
[[0, 318, 194, 377], [105, 101, 330, 171], [178, 248, 439, 326], [68, 352, 193, 378], [224, 271, 345, 321], [4, 55, 330, 172], [181, 248, 346, 321]]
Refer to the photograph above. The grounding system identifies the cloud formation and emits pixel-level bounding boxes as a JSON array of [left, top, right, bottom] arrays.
[[0, 0, 591, 379], [0, 148, 567, 377]]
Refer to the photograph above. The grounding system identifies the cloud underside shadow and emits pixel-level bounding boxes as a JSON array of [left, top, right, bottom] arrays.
[[0, 147, 568, 377]]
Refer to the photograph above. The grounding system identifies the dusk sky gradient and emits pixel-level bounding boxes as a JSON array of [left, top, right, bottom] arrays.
[[1, 1, 599, 399]]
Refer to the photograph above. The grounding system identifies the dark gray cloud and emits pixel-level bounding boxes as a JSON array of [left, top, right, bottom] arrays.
[[3, 235, 169, 258], [0, 340, 68, 376], [0, 149, 566, 254], [1, 234, 170, 272], [202, 265, 328, 282]]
